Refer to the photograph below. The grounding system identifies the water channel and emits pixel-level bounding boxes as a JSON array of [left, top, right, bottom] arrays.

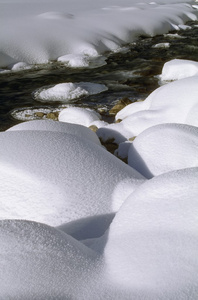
[[0, 20, 198, 131]]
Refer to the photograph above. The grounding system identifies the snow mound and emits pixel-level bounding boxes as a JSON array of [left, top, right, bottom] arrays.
[[58, 54, 90, 67], [0, 130, 144, 233], [10, 62, 32, 71], [159, 59, 198, 82], [7, 120, 101, 146], [100, 168, 198, 299], [33, 82, 108, 103], [104, 75, 198, 139], [37, 11, 74, 20], [59, 107, 102, 127], [128, 123, 198, 178], [152, 42, 170, 48], [0, 219, 99, 299]]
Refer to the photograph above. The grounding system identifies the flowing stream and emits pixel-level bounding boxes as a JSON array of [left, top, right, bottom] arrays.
[[0, 20, 198, 131]]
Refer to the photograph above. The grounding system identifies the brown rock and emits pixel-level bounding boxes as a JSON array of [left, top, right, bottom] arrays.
[[128, 136, 136, 141], [46, 113, 58, 120], [100, 138, 118, 155], [109, 97, 132, 116], [35, 112, 44, 118], [89, 125, 98, 132]]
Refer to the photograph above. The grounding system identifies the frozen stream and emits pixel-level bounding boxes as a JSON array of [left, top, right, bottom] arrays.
[[0, 20, 198, 131]]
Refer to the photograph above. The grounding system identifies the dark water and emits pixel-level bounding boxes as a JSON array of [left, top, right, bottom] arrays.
[[0, 20, 198, 131]]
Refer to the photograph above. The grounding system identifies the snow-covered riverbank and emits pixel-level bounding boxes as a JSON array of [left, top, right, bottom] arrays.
[[0, 0, 198, 70], [0, 0, 198, 299]]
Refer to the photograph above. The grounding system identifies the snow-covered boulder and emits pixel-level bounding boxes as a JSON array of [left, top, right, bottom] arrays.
[[0, 130, 144, 238], [33, 82, 107, 103], [97, 168, 198, 299], [7, 119, 101, 146], [58, 107, 102, 127], [159, 59, 198, 82], [98, 75, 198, 141], [128, 123, 198, 178], [0, 219, 99, 299]]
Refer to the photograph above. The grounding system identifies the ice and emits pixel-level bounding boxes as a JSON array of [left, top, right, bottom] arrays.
[[33, 82, 108, 103], [128, 123, 198, 178], [98, 167, 198, 299], [0, 129, 144, 233], [159, 59, 198, 82], [0, 0, 197, 68]]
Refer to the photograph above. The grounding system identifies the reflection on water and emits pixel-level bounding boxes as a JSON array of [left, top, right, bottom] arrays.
[[0, 20, 198, 131]]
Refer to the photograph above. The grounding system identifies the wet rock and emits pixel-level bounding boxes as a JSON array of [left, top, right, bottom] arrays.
[[128, 136, 136, 141], [46, 112, 58, 120], [35, 112, 44, 118], [109, 97, 132, 116], [100, 138, 118, 155], [89, 125, 98, 132]]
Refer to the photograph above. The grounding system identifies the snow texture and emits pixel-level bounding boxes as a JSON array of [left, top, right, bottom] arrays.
[[0, 130, 144, 231], [0, 219, 100, 300], [98, 168, 198, 299]]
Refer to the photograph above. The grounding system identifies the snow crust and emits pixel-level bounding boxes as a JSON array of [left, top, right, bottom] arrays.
[[33, 82, 107, 103], [0, 0, 197, 68]]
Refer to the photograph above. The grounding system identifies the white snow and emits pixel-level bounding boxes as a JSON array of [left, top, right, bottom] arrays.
[[152, 42, 170, 48], [1, 0, 198, 298], [58, 107, 102, 127], [98, 167, 198, 299], [0, 0, 197, 68], [0, 219, 100, 299], [0, 129, 144, 231], [33, 82, 108, 103], [128, 123, 198, 178], [97, 75, 198, 142], [7, 119, 101, 146], [159, 59, 198, 82]]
